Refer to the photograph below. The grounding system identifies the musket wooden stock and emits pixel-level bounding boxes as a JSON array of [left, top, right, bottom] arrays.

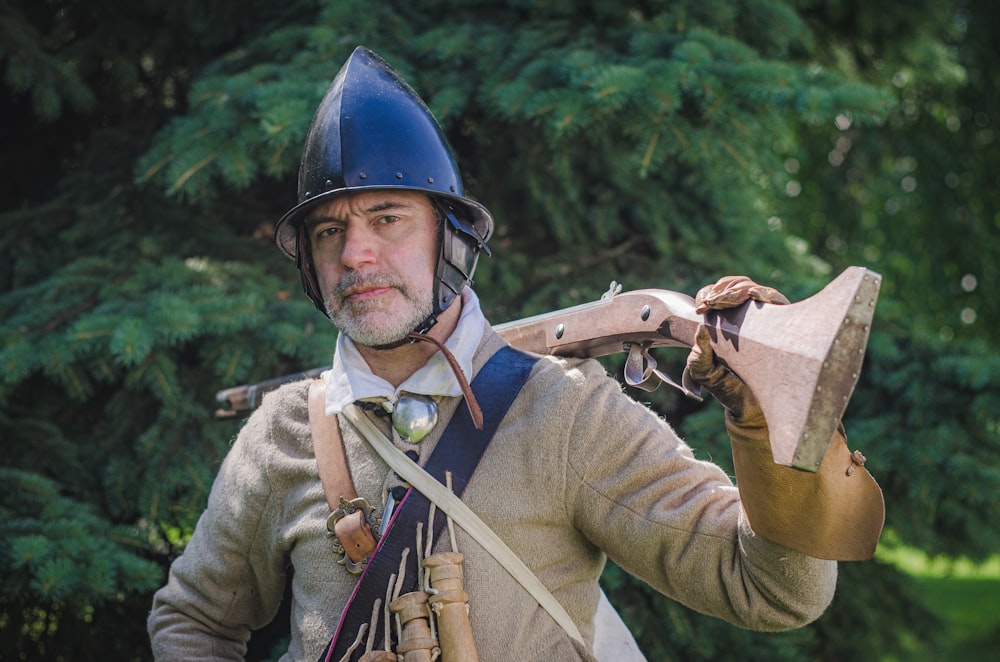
[[215, 267, 881, 472], [495, 266, 881, 471]]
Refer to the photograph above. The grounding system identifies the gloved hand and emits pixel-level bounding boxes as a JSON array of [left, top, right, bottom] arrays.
[[685, 276, 789, 427], [693, 275, 789, 314]]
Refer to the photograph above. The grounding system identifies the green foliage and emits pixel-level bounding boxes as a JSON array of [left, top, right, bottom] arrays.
[[0, 2, 334, 657], [1, 0, 996, 659], [846, 333, 1000, 560], [0, 468, 162, 660], [786, 0, 998, 345], [0, 2, 96, 120]]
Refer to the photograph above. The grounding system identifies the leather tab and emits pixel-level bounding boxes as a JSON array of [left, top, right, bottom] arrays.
[[334, 509, 377, 563]]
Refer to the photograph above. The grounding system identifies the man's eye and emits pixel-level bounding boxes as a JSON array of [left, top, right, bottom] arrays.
[[377, 215, 400, 225], [314, 226, 343, 239]]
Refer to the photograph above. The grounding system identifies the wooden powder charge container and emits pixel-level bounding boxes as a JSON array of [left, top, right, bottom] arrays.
[[388, 591, 438, 662], [423, 552, 479, 662]]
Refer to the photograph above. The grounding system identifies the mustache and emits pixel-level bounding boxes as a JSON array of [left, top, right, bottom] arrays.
[[333, 270, 406, 298]]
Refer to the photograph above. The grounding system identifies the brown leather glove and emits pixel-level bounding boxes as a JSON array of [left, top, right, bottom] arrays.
[[686, 276, 789, 426], [693, 275, 789, 314]]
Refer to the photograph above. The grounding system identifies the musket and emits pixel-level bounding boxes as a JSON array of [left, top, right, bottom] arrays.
[[215, 266, 881, 472]]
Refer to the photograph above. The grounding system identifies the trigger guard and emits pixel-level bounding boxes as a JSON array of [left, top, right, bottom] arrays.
[[624, 344, 704, 401], [625, 344, 661, 392]]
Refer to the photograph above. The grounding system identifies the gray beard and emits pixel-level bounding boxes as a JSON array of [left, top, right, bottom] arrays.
[[324, 273, 434, 347]]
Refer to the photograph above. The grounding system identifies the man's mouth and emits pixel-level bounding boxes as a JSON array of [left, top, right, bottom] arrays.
[[344, 285, 394, 302], [339, 277, 398, 303]]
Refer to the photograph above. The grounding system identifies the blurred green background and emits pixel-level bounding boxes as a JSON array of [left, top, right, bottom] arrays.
[[1, 1, 997, 660]]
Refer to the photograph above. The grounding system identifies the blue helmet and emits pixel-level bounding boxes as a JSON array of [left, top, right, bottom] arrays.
[[274, 46, 493, 322]]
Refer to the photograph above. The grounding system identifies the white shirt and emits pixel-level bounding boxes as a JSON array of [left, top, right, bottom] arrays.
[[324, 288, 486, 417]]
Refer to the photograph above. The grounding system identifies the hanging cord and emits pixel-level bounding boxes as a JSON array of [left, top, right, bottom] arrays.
[[362, 599, 382, 655], [335, 624, 368, 662], [445, 472, 458, 554], [408, 332, 483, 430], [382, 575, 397, 653]]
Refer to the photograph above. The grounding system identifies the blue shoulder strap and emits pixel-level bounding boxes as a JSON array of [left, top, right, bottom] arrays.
[[322, 345, 539, 662]]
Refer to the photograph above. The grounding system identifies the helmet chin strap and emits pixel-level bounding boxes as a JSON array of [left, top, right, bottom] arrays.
[[408, 295, 484, 431], [412, 312, 439, 337], [372, 292, 482, 431], [407, 331, 483, 430]]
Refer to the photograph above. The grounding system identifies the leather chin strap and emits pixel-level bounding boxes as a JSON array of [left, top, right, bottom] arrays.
[[407, 332, 484, 430]]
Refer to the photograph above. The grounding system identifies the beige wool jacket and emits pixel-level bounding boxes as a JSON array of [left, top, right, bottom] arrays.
[[148, 325, 837, 661]]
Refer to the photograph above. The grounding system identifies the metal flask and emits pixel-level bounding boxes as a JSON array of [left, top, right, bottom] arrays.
[[392, 393, 439, 443]]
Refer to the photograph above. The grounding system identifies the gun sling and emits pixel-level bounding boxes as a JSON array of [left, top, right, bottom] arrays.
[[314, 346, 541, 662]]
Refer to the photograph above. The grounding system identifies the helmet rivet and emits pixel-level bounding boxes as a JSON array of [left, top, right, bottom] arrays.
[[427, 177, 434, 184], [641, 305, 651, 321], [395, 172, 403, 179], [555, 324, 565, 340], [450, 185, 456, 192], [359, 172, 367, 180], [325, 179, 332, 187]]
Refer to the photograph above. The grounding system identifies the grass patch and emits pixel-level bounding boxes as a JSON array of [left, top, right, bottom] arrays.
[[918, 575, 1000, 642], [877, 533, 1000, 661]]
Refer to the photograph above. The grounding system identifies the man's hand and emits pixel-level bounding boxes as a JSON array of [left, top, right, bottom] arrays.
[[685, 276, 789, 426]]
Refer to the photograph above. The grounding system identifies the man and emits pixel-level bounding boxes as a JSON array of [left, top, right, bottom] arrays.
[[148, 46, 884, 661]]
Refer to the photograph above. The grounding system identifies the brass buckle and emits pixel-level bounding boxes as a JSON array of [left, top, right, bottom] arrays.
[[326, 497, 380, 575]]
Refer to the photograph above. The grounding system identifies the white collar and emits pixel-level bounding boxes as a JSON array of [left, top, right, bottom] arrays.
[[325, 288, 486, 416]]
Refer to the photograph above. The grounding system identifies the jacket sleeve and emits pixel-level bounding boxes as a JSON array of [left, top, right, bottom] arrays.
[[563, 360, 837, 632], [147, 404, 289, 661]]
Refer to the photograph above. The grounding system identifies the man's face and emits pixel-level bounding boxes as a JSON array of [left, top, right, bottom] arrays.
[[306, 190, 439, 347]]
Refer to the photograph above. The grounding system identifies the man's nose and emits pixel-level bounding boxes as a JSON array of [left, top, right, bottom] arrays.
[[340, 224, 378, 270]]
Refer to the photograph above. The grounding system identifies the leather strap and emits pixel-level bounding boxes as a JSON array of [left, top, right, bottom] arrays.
[[408, 331, 484, 429], [320, 346, 538, 662], [308, 380, 356, 508], [308, 379, 377, 564]]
